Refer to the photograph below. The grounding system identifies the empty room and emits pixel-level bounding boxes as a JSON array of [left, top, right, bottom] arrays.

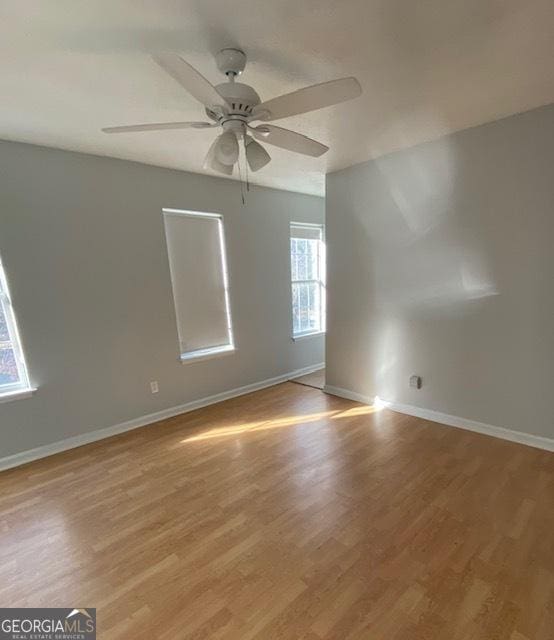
[[1, 1, 553, 638]]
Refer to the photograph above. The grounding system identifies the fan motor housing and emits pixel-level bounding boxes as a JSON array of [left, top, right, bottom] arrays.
[[216, 82, 260, 115]]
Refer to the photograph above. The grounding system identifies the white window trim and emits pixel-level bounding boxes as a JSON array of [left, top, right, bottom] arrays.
[[292, 330, 325, 342], [163, 208, 235, 362], [290, 222, 326, 340], [179, 343, 235, 364], [0, 257, 34, 402], [0, 387, 36, 404]]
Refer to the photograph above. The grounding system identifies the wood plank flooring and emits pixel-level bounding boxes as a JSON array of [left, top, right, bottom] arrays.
[[1, 382, 553, 639]]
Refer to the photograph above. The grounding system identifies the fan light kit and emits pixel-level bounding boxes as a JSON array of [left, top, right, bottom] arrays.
[[102, 48, 362, 196]]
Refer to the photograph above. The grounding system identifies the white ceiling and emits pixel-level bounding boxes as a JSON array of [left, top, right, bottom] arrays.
[[1, 1, 553, 197]]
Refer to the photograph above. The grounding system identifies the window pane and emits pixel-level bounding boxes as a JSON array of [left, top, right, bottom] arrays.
[[305, 239, 318, 280], [297, 253, 307, 280], [309, 283, 321, 331], [292, 282, 321, 335], [292, 284, 301, 335], [0, 302, 9, 341], [0, 257, 30, 393], [0, 344, 20, 386], [290, 223, 325, 337], [291, 238, 319, 282], [290, 239, 299, 281]]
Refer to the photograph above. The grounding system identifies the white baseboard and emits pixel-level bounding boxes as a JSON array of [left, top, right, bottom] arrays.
[[323, 385, 373, 405], [324, 385, 554, 453], [288, 363, 325, 379], [0, 362, 325, 472]]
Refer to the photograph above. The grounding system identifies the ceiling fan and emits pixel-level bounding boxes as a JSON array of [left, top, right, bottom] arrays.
[[102, 48, 362, 175]]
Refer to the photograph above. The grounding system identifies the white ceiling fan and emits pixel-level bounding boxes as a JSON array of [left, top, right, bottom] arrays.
[[102, 48, 362, 175]]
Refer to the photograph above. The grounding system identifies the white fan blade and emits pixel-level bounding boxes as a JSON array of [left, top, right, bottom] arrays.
[[153, 53, 225, 108], [252, 77, 361, 122], [203, 136, 234, 175], [251, 125, 328, 157], [102, 121, 215, 133]]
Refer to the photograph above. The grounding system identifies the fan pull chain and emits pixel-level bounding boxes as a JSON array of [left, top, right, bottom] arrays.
[[237, 156, 246, 205]]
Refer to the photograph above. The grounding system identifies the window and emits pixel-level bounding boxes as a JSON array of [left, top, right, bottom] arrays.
[[290, 223, 326, 338], [0, 255, 32, 400], [163, 209, 234, 362]]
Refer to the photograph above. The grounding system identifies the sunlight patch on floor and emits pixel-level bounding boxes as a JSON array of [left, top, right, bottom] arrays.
[[334, 404, 382, 418], [180, 402, 383, 443]]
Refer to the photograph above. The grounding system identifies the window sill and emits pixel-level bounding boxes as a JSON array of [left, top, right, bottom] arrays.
[[292, 331, 326, 342], [0, 387, 36, 404], [180, 344, 235, 364]]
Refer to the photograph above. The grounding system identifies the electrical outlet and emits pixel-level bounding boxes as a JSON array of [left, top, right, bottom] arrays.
[[150, 380, 159, 394], [409, 375, 422, 390]]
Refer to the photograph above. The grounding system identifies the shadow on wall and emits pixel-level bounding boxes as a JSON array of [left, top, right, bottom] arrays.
[[351, 123, 499, 314]]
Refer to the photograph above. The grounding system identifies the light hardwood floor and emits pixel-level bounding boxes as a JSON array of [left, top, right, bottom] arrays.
[[1, 382, 553, 639]]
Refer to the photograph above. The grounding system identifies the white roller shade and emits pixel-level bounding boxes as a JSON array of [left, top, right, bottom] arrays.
[[290, 224, 323, 240], [163, 211, 233, 355]]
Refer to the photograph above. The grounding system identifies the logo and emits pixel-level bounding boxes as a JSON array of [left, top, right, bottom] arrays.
[[0, 608, 96, 639]]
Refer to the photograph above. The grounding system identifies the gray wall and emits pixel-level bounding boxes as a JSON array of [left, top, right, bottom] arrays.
[[0, 141, 324, 458], [326, 104, 554, 439]]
